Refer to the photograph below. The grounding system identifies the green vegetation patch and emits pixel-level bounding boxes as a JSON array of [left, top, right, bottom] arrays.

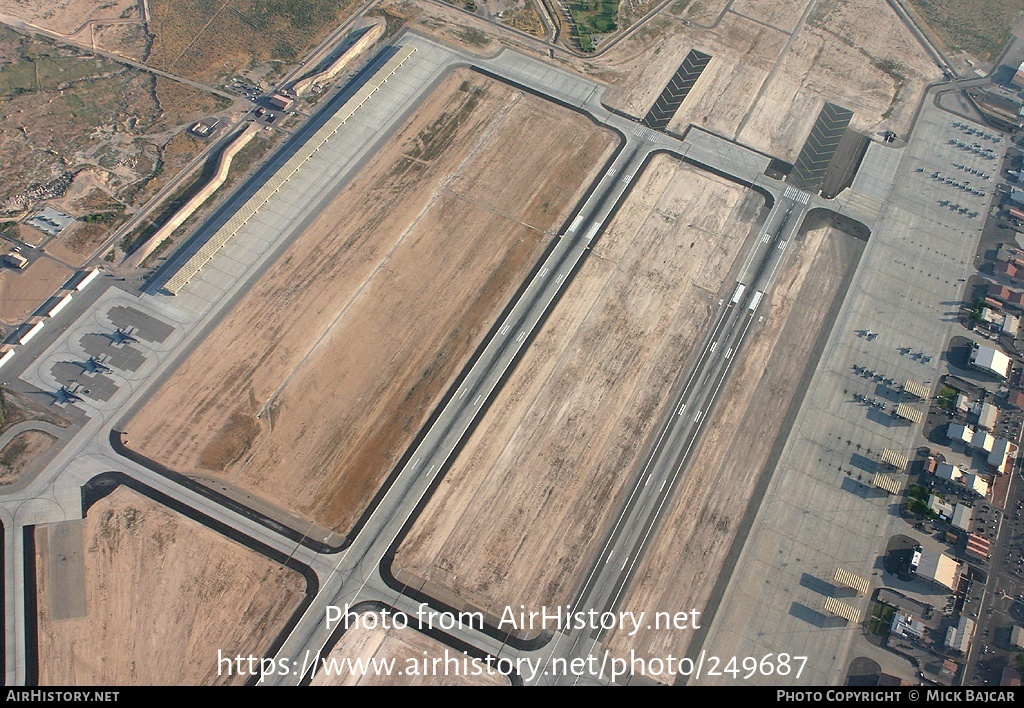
[[937, 385, 957, 411], [82, 210, 123, 224], [907, 498, 936, 517], [567, 0, 620, 52], [906, 0, 1024, 60], [906, 484, 929, 501], [970, 297, 987, 324], [867, 602, 896, 636]]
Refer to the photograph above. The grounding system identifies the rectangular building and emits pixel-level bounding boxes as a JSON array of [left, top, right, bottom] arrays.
[[945, 616, 976, 654], [951, 503, 973, 531], [971, 344, 1012, 379], [978, 402, 999, 430], [1004, 314, 1020, 336], [915, 549, 963, 590]]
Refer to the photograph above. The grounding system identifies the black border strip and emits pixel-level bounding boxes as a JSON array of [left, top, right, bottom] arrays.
[[108, 432, 336, 553], [22, 525, 37, 686], [79, 471, 318, 600], [642, 49, 713, 130]]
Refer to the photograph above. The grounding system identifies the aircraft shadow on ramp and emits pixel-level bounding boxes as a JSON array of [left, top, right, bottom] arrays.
[[789, 602, 849, 629], [841, 476, 888, 499]]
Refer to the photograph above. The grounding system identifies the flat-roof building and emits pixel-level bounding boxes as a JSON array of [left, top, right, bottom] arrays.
[[937, 462, 964, 482], [970, 428, 996, 453], [1004, 314, 1020, 337], [915, 549, 963, 590], [998, 244, 1020, 262], [988, 437, 1018, 472], [971, 344, 1012, 379], [1011, 625, 1024, 650], [978, 402, 999, 430], [951, 503, 973, 531], [892, 610, 925, 639], [963, 472, 989, 497], [945, 615, 976, 654], [956, 393, 971, 414], [269, 93, 293, 111], [929, 494, 953, 518]]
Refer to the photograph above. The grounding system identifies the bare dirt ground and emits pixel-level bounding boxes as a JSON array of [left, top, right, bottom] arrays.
[[729, 0, 805, 32], [45, 221, 113, 268], [592, 0, 937, 163], [735, 0, 937, 162], [44, 169, 126, 266], [906, 0, 1024, 62], [377, 0, 513, 56], [499, 0, 546, 38], [593, 14, 786, 131], [603, 221, 861, 681], [92, 20, 150, 61], [0, 0, 138, 36], [34, 485, 306, 685], [394, 155, 764, 622], [15, 224, 46, 247], [311, 622, 510, 685], [0, 430, 55, 484], [0, 386, 69, 433], [0, 257, 71, 325], [0, 26, 231, 218], [128, 69, 616, 537], [147, 0, 361, 84], [677, 0, 729, 24]]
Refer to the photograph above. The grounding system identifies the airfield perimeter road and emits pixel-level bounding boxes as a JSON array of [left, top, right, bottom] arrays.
[[1, 32, 833, 685]]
